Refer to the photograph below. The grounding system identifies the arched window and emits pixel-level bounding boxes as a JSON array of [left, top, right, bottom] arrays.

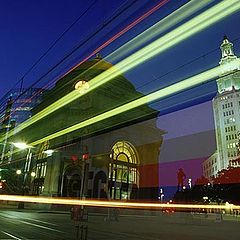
[[108, 141, 139, 200]]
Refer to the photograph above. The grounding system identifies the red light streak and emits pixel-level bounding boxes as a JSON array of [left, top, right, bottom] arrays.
[[1, 0, 169, 125]]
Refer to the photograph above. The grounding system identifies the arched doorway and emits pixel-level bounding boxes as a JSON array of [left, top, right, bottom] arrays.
[[62, 165, 81, 197], [109, 141, 139, 200]]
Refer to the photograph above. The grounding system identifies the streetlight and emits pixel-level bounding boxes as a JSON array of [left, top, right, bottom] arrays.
[[158, 188, 164, 203], [12, 142, 31, 150], [43, 149, 54, 157], [12, 142, 33, 209], [188, 178, 192, 188]]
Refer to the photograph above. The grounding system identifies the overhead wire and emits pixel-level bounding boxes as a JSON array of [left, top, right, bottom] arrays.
[[5, 0, 99, 95], [2, 0, 240, 156], [0, 0, 216, 139], [0, 0, 142, 124]]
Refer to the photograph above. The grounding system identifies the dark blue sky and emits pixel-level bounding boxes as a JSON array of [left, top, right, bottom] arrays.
[[1, 0, 240, 112]]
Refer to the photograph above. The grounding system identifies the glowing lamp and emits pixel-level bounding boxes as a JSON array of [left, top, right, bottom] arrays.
[[82, 153, 89, 160], [75, 80, 89, 93]]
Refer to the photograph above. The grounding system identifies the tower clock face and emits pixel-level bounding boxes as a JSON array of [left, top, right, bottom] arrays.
[[75, 80, 89, 93]]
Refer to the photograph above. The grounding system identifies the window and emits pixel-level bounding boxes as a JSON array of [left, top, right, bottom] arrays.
[[32, 161, 47, 195], [109, 141, 139, 200]]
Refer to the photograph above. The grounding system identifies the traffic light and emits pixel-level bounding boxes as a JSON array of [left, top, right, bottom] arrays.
[[71, 155, 78, 162], [82, 153, 89, 160], [82, 146, 89, 160]]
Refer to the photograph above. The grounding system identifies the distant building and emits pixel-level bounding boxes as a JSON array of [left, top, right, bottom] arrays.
[[203, 151, 218, 178], [203, 36, 240, 179], [0, 88, 44, 127], [0, 88, 44, 162]]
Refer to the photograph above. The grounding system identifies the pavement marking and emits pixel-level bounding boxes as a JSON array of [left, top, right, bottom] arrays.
[[1, 231, 22, 240], [24, 217, 58, 226], [0, 212, 58, 226], [120, 214, 157, 218], [19, 220, 64, 233]]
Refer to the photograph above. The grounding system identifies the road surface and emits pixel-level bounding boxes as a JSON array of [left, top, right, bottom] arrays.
[[0, 207, 239, 239]]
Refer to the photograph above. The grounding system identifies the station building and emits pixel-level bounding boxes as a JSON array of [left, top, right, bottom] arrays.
[[11, 55, 165, 200]]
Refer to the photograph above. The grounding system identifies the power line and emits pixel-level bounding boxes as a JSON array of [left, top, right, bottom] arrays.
[[136, 36, 240, 92], [7, 0, 139, 106], [11, 0, 99, 93], [0, 0, 140, 122]]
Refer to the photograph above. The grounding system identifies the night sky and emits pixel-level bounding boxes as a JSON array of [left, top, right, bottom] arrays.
[[1, 0, 240, 120], [1, 0, 240, 197]]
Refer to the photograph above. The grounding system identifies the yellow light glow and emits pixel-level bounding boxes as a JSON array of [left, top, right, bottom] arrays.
[[75, 80, 90, 93], [12, 142, 31, 150], [16, 169, 22, 175], [0, 195, 239, 210], [30, 66, 222, 146], [107, 0, 214, 63], [1, 0, 239, 141]]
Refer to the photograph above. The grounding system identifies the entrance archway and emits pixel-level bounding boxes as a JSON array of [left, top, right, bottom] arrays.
[[62, 165, 81, 197], [109, 141, 139, 200]]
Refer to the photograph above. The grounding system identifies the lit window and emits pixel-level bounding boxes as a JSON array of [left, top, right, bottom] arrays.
[[109, 141, 139, 200]]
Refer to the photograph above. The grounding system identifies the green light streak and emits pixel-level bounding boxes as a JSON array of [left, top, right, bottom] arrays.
[[30, 65, 222, 146], [2, 0, 240, 141], [107, 0, 214, 63]]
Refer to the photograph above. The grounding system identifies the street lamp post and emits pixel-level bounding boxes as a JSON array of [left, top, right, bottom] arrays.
[[12, 142, 33, 209]]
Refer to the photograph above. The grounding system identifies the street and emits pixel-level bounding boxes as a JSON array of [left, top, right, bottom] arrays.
[[0, 207, 239, 240]]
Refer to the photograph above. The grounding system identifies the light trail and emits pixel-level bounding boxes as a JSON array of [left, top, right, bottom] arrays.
[[0, 195, 239, 210], [107, 0, 214, 63], [30, 65, 223, 146], [0, 0, 170, 126], [61, 0, 171, 77], [0, 0, 219, 141]]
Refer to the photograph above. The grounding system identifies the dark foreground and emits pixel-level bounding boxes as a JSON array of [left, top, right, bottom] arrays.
[[0, 207, 239, 240]]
